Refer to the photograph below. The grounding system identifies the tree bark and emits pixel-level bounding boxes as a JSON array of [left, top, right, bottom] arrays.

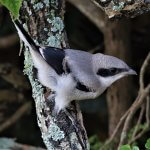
[[17, 0, 89, 149], [91, 0, 150, 18], [104, 18, 133, 144]]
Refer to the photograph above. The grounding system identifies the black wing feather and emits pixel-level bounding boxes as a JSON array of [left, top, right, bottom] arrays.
[[76, 82, 90, 92], [42, 47, 67, 75], [14, 20, 39, 50]]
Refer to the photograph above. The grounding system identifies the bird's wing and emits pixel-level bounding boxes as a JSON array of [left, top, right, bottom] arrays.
[[40, 47, 100, 91], [65, 49, 100, 90], [40, 47, 68, 75]]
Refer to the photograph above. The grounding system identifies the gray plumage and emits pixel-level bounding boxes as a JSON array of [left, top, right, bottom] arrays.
[[14, 20, 137, 112]]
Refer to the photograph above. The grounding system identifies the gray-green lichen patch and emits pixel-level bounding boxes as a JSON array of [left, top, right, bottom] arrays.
[[33, 2, 44, 11], [45, 16, 64, 47], [41, 122, 65, 150], [44, 0, 50, 7], [45, 122, 65, 141], [23, 49, 33, 76], [112, 2, 125, 11], [23, 49, 44, 99], [46, 35, 61, 47], [42, 136, 54, 150], [50, 17, 64, 33], [70, 132, 83, 149]]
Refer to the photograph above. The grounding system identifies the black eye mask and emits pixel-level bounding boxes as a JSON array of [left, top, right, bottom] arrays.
[[97, 68, 128, 77]]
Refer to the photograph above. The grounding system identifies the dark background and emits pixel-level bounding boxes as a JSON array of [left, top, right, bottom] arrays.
[[0, 2, 150, 149]]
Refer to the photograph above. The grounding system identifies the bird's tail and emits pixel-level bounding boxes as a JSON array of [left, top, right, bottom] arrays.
[[14, 20, 38, 51]]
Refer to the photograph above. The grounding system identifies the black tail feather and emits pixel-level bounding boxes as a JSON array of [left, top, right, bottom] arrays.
[[14, 20, 38, 50]]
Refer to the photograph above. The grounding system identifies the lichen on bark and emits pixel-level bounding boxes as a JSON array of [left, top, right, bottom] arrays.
[[17, 0, 89, 149], [91, 0, 150, 18]]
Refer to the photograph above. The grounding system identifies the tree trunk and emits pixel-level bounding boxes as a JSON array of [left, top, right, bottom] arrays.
[[17, 0, 89, 149], [104, 18, 133, 144]]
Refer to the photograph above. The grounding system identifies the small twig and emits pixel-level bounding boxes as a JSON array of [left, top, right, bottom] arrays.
[[116, 52, 150, 148], [0, 102, 31, 132], [129, 125, 149, 144], [118, 84, 150, 149], [139, 52, 150, 91], [146, 96, 150, 125], [102, 94, 141, 148], [130, 104, 145, 143], [102, 109, 130, 147]]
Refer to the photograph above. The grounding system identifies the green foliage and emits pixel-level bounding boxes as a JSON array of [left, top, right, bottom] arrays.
[[0, 0, 22, 18], [120, 145, 131, 150], [120, 138, 150, 150], [89, 135, 102, 150], [145, 138, 150, 149], [89, 135, 150, 150], [120, 145, 140, 150], [132, 146, 139, 150], [128, 123, 148, 142]]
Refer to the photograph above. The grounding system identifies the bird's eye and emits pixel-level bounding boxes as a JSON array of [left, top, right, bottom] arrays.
[[97, 68, 111, 77], [97, 68, 119, 77], [109, 68, 117, 74]]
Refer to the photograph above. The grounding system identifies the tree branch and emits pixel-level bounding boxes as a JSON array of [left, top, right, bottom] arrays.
[[130, 104, 145, 142], [117, 52, 150, 148], [91, 0, 150, 18], [16, 0, 89, 149], [139, 52, 150, 91]]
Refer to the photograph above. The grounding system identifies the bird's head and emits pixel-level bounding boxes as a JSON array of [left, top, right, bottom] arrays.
[[93, 53, 137, 88]]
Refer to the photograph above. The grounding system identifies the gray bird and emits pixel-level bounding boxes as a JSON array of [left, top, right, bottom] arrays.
[[14, 20, 137, 112]]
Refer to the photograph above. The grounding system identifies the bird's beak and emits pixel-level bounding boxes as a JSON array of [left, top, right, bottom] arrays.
[[128, 68, 137, 75]]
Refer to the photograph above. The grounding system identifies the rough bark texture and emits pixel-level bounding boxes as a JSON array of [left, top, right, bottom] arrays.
[[91, 0, 150, 18], [17, 0, 89, 149], [104, 18, 133, 143]]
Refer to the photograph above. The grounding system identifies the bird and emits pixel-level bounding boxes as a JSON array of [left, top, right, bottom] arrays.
[[14, 20, 137, 113]]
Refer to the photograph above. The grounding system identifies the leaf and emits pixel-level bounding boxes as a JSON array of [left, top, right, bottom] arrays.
[[0, 0, 22, 18], [132, 146, 140, 150], [89, 135, 102, 150], [120, 145, 132, 150], [145, 138, 150, 149]]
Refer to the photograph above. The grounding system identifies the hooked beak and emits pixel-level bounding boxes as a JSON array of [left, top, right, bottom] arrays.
[[127, 68, 137, 75]]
